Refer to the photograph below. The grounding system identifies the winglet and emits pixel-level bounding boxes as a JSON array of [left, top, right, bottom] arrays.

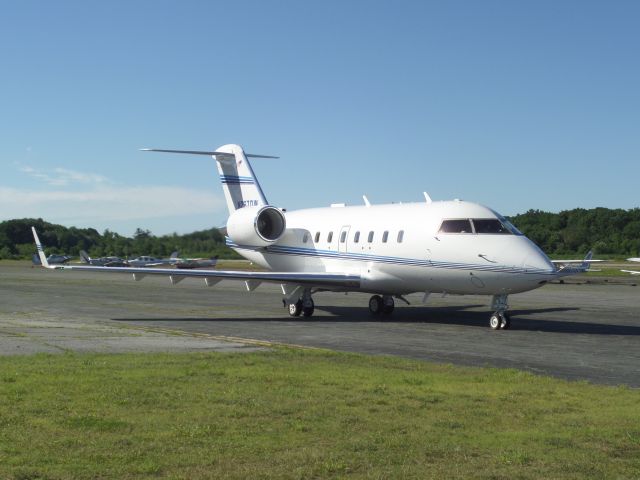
[[31, 227, 51, 268]]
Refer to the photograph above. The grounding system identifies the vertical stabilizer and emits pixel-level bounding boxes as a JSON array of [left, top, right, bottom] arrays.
[[31, 227, 51, 268], [141, 144, 276, 215], [215, 144, 268, 213]]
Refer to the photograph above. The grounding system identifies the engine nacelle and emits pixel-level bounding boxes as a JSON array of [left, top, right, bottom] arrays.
[[226, 205, 286, 247]]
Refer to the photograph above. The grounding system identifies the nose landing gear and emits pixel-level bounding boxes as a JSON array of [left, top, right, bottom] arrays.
[[489, 312, 511, 330], [489, 294, 511, 330]]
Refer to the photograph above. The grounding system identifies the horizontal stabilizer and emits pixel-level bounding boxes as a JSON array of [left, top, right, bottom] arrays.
[[140, 148, 279, 159]]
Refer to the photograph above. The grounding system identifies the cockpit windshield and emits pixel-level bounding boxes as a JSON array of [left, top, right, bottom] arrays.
[[472, 219, 510, 234], [438, 217, 523, 235], [438, 219, 473, 234], [498, 216, 523, 235]]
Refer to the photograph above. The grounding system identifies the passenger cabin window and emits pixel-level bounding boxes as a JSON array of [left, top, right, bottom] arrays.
[[354, 231, 360, 243], [368, 231, 374, 243], [382, 231, 389, 243], [397, 230, 404, 243], [438, 219, 472, 234], [472, 219, 511, 234], [327, 231, 333, 243], [314, 232, 320, 243], [302, 232, 309, 243], [340, 231, 347, 243]]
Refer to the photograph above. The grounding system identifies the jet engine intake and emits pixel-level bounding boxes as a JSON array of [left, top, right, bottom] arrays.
[[227, 205, 286, 247]]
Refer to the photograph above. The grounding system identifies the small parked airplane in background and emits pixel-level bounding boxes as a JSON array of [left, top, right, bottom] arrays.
[[621, 258, 640, 275], [173, 255, 219, 269], [31, 253, 72, 266], [127, 252, 179, 267], [80, 250, 129, 267], [33, 143, 596, 330]]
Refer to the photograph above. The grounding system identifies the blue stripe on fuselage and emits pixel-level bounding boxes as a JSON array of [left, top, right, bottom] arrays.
[[224, 239, 555, 276]]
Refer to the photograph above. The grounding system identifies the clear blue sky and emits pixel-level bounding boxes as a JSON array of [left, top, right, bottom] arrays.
[[1, 1, 638, 235]]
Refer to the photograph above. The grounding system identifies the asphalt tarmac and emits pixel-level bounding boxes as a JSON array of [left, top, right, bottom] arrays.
[[1, 262, 639, 387]]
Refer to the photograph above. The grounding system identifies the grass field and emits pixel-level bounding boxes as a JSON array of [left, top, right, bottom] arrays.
[[0, 349, 638, 479]]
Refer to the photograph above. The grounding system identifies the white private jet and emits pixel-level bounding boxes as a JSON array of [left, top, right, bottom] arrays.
[[621, 258, 640, 275], [32, 144, 595, 330]]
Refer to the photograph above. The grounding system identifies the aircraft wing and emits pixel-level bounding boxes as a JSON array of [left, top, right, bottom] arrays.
[[40, 264, 361, 288], [32, 228, 360, 289], [620, 269, 640, 275], [551, 259, 602, 265]]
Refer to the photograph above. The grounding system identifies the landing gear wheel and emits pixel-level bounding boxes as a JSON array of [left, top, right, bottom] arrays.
[[288, 300, 302, 317], [489, 313, 501, 330], [368, 295, 383, 315], [302, 298, 315, 317], [382, 296, 395, 314], [499, 312, 511, 330]]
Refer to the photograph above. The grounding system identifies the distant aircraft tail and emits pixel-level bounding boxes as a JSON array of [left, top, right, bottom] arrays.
[[31, 227, 51, 268], [141, 144, 277, 215], [79, 250, 91, 264]]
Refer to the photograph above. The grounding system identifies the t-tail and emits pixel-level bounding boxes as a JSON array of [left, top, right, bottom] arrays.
[[31, 227, 51, 268], [141, 144, 277, 215]]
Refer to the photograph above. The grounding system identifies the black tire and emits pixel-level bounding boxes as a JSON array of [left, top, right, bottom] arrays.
[[500, 312, 511, 330], [382, 296, 395, 314], [489, 313, 501, 330], [369, 295, 383, 315], [302, 298, 315, 317], [288, 300, 302, 317]]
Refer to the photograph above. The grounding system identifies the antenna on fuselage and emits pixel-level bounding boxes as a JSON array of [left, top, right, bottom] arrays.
[[423, 192, 433, 204], [363, 195, 371, 207]]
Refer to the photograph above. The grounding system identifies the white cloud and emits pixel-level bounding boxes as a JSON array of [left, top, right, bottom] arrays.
[[3, 165, 228, 234], [20, 165, 109, 187], [0, 185, 225, 224]]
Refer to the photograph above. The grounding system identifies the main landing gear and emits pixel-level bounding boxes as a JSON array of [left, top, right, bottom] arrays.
[[489, 294, 511, 330], [287, 292, 398, 318], [286, 289, 314, 317], [368, 295, 395, 315]]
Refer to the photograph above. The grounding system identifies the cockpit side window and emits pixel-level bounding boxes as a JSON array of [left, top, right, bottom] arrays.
[[500, 216, 524, 235], [472, 219, 511, 234], [438, 219, 473, 234]]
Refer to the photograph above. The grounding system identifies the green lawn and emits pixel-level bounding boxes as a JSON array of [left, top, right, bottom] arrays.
[[0, 349, 638, 479]]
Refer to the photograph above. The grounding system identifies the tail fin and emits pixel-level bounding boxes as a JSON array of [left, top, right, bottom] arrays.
[[79, 250, 91, 263], [141, 144, 276, 214], [31, 227, 51, 268], [215, 144, 269, 213], [581, 250, 593, 271]]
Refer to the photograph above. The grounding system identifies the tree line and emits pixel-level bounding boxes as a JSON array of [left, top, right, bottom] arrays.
[[0, 218, 240, 260], [1, 207, 639, 260], [510, 208, 640, 256]]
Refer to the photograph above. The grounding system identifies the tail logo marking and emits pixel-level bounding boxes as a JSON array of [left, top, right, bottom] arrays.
[[237, 199, 259, 208]]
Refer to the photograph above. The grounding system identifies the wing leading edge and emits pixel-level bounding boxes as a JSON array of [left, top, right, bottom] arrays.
[[32, 228, 360, 289], [45, 264, 361, 288]]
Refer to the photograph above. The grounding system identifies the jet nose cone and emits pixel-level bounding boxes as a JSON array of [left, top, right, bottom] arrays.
[[522, 246, 555, 273]]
